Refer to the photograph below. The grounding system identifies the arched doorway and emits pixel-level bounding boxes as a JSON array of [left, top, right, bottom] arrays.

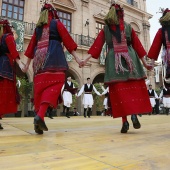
[[92, 73, 105, 84], [92, 73, 105, 116]]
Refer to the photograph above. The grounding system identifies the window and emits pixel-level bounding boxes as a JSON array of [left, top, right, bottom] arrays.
[[96, 22, 104, 36], [1, 0, 25, 21], [127, 0, 134, 5], [57, 10, 71, 33]]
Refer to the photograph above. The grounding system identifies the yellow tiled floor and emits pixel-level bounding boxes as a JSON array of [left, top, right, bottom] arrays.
[[0, 115, 170, 170]]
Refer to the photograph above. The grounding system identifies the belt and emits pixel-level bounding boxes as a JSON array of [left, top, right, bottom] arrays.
[[149, 96, 155, 98], [85, 92, 92, 94], [163, 95, 170, 97], [49, 36, 62, 42]]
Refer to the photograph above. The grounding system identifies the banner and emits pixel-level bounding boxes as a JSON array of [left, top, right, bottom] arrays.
[[10, 20, 24, 52], [100, 43, 106, 65]]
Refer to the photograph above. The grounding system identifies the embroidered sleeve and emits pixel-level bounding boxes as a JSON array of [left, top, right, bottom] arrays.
[[131, 28, 146, 59], [57, 21, 77, 53], [5, 34, 19, 60], [24, 30, 37, 59], [88, 29, 105, 59], [148, 29, 163, 60]]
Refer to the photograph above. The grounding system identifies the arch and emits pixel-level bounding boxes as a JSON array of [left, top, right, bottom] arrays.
[[130, 21, 141, 33], [92, 73, 105, 84], [66, 66, 82, 85], [91, 68, 105, 83]]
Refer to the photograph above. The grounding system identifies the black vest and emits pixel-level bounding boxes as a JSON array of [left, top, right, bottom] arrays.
[[84, 84, 93, 92], [64, 82, 73, 90], [148, 90, 154, 97], [163, 89, 170, 95]]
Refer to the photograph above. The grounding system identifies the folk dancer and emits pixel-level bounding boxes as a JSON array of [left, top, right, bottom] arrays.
[[0, 19, 25, 129], [147, 8, 170, 115], [101, 85, 110, 116], [61, 76, 77, 118], [24, 3, 82, 134], [159, 82, 170, 115], [76, 78, 101, 118], [82, 3, 152, 133], [148, 85, 159, 115]]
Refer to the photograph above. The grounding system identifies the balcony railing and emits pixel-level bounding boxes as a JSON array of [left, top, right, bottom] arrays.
[[24, 22, 36, 35], [24, 21, 95, 47], [0, 15, 94, 47], [70, 34, 95, 47]]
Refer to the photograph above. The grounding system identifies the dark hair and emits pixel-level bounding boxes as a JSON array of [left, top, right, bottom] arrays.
[[149, 85, 152, 87], [87, 78, 90, 80]]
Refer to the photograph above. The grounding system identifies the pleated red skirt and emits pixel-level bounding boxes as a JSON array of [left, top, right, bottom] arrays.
[[0, 78, 17, 115], [109, 79, 152, 118], [34, 72, 65, 113]]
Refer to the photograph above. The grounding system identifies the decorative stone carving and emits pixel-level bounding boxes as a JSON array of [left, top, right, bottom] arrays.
[[82, 0, 89, 7]]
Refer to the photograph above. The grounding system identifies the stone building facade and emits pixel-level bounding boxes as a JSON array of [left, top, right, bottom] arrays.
[[0, 0, 154, 115]]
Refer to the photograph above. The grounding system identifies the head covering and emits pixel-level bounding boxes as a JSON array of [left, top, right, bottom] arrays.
[[105, 3, 135, 74], [104, 3, 124, 26], [36, 3, 59, 27], [0, 19, 13, 37], [160, 8, 170, 26]]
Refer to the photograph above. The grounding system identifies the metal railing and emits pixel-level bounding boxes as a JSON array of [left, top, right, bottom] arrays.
[[71, 34, 94, 47], [24, 22, 36, 35], [0, 15, 94, 47], [24, 21, 95, 47]]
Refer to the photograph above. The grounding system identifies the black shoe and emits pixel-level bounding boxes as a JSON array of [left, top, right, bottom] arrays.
[[84, 116, 86, 118], [34, 115, 48, 131], [88, 116, 90, 118], [0, 124, 3, 130], [121, 121, 129, 133], [66, 116, 70, 118], [0, 117, 2, 119], [34, 125, 43, 134], [131, 115, 141, 129], [48, 115, 54, 119]]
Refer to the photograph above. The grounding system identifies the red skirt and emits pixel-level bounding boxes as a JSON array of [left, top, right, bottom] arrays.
[[0, 78, 17, 115], [109, 79, 152, 118], [34, 72, 65, 113]]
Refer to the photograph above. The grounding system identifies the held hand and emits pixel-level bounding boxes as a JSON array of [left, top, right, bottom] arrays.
[[151, 59, 155, 67], [22, 63, 29, 73], [75, 57, 84, 68], [143, 61, 153, 71], [19, 62, 26, 72], [144, 63, 153, 70], [80, 54, 91, 67], [80, 58, 89, 67]]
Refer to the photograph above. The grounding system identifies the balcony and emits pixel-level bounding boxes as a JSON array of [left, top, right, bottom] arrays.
[[70, 34, 94, 47], [24, 22, 36, 36], [24, 21, 95, 47]]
